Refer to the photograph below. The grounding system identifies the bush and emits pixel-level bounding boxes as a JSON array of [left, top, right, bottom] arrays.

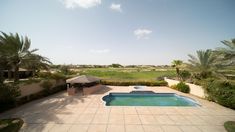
[[224, 121, 235, 132], [0, 118, 24, 132], [100, 80, 168, 86], [0, 83, 20, 112], [40, 80, 53, 95], [203, 80, 235, 109], [179, 70, 191, 81], [175, 82, 190, 93], [170, 84, 177, 90]]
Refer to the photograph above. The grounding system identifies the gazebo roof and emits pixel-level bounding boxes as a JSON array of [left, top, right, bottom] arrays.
[[66, 75, 100, 84]]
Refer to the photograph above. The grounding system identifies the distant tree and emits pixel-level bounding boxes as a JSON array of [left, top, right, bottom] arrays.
[[110, 63, 123, 68], [171, 60, 183, 80]]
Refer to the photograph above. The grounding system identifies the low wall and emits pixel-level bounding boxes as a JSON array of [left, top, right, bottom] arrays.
[[19, 79, 65, 98], [83, 84, 103, 95], [164, 78, 205, 98]]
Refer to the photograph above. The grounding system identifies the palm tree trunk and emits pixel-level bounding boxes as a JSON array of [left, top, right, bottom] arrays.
[[0, 70, 4, 83], [8, 70, 11, 79], [176, 68, 181, 81], [14, 66, 19, 82]]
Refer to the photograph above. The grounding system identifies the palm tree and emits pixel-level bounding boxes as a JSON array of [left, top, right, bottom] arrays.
[[216, 38, 235, 65], [171, 60, 183, 80], [0, 32, 51, 82], [214, 38, 235, 79], [22, 54, 52, 76], [187, 49, 217, 79]]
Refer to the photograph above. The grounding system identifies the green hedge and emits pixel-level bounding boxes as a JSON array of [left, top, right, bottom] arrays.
[[0, 83, 20, 112], [203, 80, 235, 109], [0, 118, 24, 132], [176, 82, 190, 93], [100, 80, 168, 86], [224, 121, 235, 132]]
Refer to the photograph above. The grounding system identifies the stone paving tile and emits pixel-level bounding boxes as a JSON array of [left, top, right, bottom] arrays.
[[139, 115, 158, 124], [19, 124, 43, 132], [108, 114, 124, 124], [110, 107, 124, 115], [125, 125, 144, 132], [184, 115, 207, 125], [96, 108, 111, 114], [107, 125, 125, 132], [161, 125, 182, 132], [83, 108, 98, 114], [49, 124, 72, 132], [136, 107, 152, 115], [197, 125, 226, 132], [124, 107, 137, 115], [179, 125, 202, 132], [74, 114, 95, 124], [87, 124, 107, 132], [154, 115, 175, 125], [148, 107, 166, 115], [68, 124, 89, 132], [168, 115, 191, 125], [125, 115, 141, 124], [198, 115, 228, 125], [142, 125, 163, 132], [92, 114, 109, 124]]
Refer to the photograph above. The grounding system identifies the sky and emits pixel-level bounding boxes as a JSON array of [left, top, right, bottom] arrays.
[[0, 0, 235, 65]]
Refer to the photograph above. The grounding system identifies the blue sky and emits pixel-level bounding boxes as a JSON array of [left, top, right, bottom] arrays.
[[0, 0, 235, 65]]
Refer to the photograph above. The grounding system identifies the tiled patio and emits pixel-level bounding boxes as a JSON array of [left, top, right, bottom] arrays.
[[0, 86, 234, 132]]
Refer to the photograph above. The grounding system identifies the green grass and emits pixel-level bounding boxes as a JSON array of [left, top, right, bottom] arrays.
[[78, 67, 176, 81], [224, 121, 235, 132], [0, 118, 23, 132]]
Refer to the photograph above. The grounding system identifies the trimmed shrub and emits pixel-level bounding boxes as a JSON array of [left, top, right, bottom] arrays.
[[100, 80, 168, 86], [224, 121, 235, 132], [0, 118, 24, 132], [203, 80, 235, 109], [176, 82, 190, 93], [40, 80, 53, 95], [0, 83, 20, 112]]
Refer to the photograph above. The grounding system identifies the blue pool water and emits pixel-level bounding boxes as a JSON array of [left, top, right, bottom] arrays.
[[102, 92, 199, 106]]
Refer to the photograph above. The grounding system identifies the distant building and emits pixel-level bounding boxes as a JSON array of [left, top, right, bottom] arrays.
[[3, 68, 33, 79]]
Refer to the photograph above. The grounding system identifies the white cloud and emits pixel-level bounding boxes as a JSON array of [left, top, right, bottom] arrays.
[[89, 49, 110, 53], [61, 0, 101, 9], [134, 28, 152, 39], [110, 3, 122, 12]]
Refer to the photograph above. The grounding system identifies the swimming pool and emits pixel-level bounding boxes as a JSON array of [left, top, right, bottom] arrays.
[[102, 92, 199, 106]]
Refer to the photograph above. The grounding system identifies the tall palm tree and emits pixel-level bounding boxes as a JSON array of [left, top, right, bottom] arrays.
[[214, 38, 235, 79], [187, 49, 217, 79], [171, 60, 183, 79], [0, 32, 51, 82], [216, 38, 235, 65], [22, 54, 52, 76]]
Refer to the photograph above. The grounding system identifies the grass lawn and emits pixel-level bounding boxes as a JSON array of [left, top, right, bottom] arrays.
[[78, 67, 176, 81], [0, 118, 23, 132], [224, 121, 235, 132]]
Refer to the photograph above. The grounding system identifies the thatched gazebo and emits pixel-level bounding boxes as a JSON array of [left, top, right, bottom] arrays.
[[66, 75, 101, 95]]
